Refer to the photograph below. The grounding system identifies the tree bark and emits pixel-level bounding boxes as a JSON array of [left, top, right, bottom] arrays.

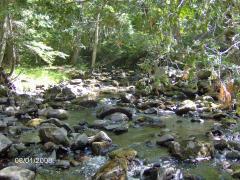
[[0, 15, 9, 67], [91, 13, 100, 71], [7, 14, 16, 76]]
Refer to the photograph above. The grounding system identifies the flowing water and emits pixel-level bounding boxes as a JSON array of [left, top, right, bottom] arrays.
[[36, 97, 234, 180]]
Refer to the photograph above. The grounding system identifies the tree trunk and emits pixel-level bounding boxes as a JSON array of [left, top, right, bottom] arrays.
[[7, 14, 16, 76], [91, 13, 100, 71], [0, 15, 9, 67]]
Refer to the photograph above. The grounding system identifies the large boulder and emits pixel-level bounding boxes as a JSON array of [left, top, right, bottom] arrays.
[[0, 166, 35, 180], [0, 134, 12, 154], [39, 125, 70, 146]]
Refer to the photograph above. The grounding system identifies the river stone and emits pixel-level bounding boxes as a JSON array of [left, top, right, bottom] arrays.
[[104, 121, 129, 134], [20, 131, 41, 144], [70, 79, 82, 85], [46, 109, 69, 120], [88, 131, 112, 144], [96, 106, 132, 120], [0, 134, 12, 153], [156, 134, 175, 146], [39, 126, 70, 146], [134, 115, 166, 128], [106, 112, 129, 122], [26, 118, 45, 127], [92, 158, 127, 180], [214, 139, 228, 150], [0, 85, 8, 97], [4, 106, 17, 116], [109, 148, 137, 160], [0, 166, 35, 180], [120, 93, 135, 103], [175, 100, 197, 115], [55, 160, 71, 169], [0, 97, 8, 104], [71, 133, 88, 149], [144, 107, 158, 114], [42, 118, 72, 133], [92, 141, 112, 155], [226, 151, 240, 160], [142, 166, 160, 180]]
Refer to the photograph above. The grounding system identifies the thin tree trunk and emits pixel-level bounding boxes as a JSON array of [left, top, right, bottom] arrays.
[[91, 13, 100, 71], [0, 15, 9, 67], [7, 14, 16, 76]]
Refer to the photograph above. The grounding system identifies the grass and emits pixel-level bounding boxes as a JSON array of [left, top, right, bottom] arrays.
[[14, 66, 70, 84]]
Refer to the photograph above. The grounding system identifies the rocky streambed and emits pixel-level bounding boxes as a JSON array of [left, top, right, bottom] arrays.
[[0, 68, 240, 180]]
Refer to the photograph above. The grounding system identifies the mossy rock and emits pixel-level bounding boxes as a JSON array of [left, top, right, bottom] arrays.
[[221, 118, 237, 126], [92, 158, 127, 180], [231, 164, 240, 179], [108, 148, 137, 161], [26, 118, 46, 127]]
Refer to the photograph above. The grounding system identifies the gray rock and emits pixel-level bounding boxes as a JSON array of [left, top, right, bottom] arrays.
[[226, 151, 240, 160], [71, 133, 88, 149], [39, 126, 70, 146], [55, 160, 70, 169], [20, 131, 41, 144], [42, 118, 72, 132], [175, 100, 197, 115], [0, 134, 12, 153], [46, 109, 69, 120], [105, 112, 129, 122], [0, 166, 35, 180], [92, 141, 112, 155], [156, 134, 175, 146]]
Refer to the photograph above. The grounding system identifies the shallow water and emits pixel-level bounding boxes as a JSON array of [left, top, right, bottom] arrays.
[[36, 107, 234, 180]]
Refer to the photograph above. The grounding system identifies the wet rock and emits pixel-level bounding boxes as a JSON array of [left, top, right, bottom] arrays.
[[142, 166, 160, 180], [26, 118, 45, 127], [88, 131, 112, 144], [156, 134, 175, 146], [108, 148, 137, 160], [191, 118, 204, 123], [42, 118, 72, 133], [221, 118, 237, 126], [0, 85, 8, 97], [44, 85, 76, 101], [43, 142, 59, 151], [7, 145, 18, 158], [46, 109, 69, 120], [229, 141, 240, 151], [120, 93, 135, 103], [175, 100, 197, 115], [226, 151, 240, 160], [144, 107, 158, 114], [92, 141, 112, 155], [4, 106, 17, 116], [231, 164, 240, 179], [168, 140, 214, 160], [214, 139, 228, 150], [104, 121, 129, 134], [92, 158, 127, 180], [0, 97, 8, 104], [55, 160, 71, 169], [0, 134, 12, 154], [71, 133, 88, 149], [0, 166, 35, 180], [20, 131, 41, 144], [106, 112, 129, 122], [70, 79, 82, 85], [96, 106, 132, 120], [134, 115, 166, 128], [39, 126, 70, 146]]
